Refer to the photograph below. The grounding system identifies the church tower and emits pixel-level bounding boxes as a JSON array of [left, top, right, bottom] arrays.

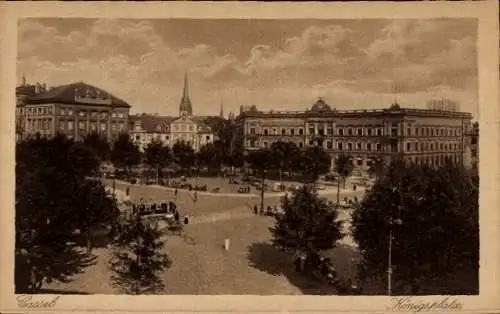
[[179, 70, 193, 118]]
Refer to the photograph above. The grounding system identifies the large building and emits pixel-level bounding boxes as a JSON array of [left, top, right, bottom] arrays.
[[16, 79, 131, 142], [130, 72, 214, 152], [238, 98, 474, 175]]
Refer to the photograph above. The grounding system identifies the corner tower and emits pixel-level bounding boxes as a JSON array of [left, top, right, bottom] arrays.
[[179, 70, 193, 118]]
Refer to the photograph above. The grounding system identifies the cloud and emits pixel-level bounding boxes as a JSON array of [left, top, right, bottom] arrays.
[[17, 18, 478, 117]]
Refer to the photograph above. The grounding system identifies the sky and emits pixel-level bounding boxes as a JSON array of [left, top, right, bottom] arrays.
[[17, 18, 478, 117]]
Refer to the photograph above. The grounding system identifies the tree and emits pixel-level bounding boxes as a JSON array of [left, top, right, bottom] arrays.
[[270, 141, 300, 182], [109, 216, 172, 294], [246, 148, 273, 212], [334, 154, 354, 205], [72, 180, 120, 254], [143, 139, 172, 184], [172, 141, 196, 176], [351, 160, 479, 294], [110, 133, 141, 175], [83, 131, 111, 162], [297, 146, 332, 183], [15, 135, 117, 292], [270, 185, 343, 276], [197, 142, 224, 174], [367, 157, 385, 179]]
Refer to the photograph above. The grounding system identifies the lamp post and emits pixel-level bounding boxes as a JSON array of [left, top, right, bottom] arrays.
[[387, 202, 404, 296]]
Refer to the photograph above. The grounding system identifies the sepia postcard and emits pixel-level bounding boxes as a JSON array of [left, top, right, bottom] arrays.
[[0, 1, 499, 313]]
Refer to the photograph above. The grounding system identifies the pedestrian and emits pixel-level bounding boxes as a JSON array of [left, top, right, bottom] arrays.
[[126, 187, 130, 196], [253, 205, 258, 215], [183, 215, 189, 225], [353, 184, 357, 191], [174, 188, 178, 198], [194, 191, 198, 203], [174, 210, 180, 222]]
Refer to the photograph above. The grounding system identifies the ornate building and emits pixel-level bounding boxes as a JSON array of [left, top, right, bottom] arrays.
[[238, 98, 474, 175], [16, 79, 131, 142], [130, 72, 214, 152]]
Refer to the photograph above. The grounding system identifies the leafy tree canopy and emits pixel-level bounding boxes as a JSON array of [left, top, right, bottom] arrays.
[[111, 133, 141, 171], [351, 160, 479, 294], [83, 131, 110, 161], [270, 185, 343, 261]]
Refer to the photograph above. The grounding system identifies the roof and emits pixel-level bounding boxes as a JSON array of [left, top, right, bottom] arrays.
[[132, 114, 213, 133], [24, 81, 131, 108], [132, 115, 176, 133], [16, 85, 37, 96]]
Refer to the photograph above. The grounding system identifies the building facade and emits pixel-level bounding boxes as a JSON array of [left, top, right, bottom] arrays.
[[239, 98, 474, 175], [16, 80, 131, 142], [130, 72, 214, 152]]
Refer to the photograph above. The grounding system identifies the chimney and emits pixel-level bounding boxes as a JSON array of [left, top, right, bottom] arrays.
[[42, 83, 47, 92], [35, 83, 41, 94]]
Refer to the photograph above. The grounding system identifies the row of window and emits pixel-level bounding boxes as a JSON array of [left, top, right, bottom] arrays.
[[406, 142, 461, 152], [250, 139, 463, 153], [248, 125, 462, 137], [56, 120, 126, 132], [135, 134, 211, 142], [24, 106, 53, 116]]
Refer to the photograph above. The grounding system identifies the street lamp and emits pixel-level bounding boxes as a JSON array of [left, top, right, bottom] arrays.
[[387, 203, 404, 296]]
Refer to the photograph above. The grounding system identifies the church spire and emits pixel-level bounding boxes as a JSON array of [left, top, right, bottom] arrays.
[[219, 101, 224, 118], [179, 69, 193, 117]]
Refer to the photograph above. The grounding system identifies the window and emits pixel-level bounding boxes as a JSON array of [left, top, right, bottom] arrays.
[[282, 128, 286, 135], [348, 143, 353, 150], [309, 127, 315, 134], [79, 111, 85, 117], [59, 121, 65, 130], [206, 135, 210, 141], [407, 128, 412, 136], [357, 159, 363, 166], [318, 128, 324, 136], [326, 141, 333, 149], [367, 143, 372, 151], [112, 112, 117, 118], [291, 129, 295, 135], [79, 122, 85, 129], [190, 125, 194, 132], [263, 141, 268, 147], [273, 128, 277, 135], [357, 128, 362, 136], [339, 128, 344, 136], [407, 143, 411, 151], [166, 136, 170, 140], [430, 143, 434, 150], [391, 126, 398, 136], [377, 143, 382, 152], [348, 128, 353, 136], [61, 109, 66, 116], [68, 121, 73, 130], [377, 128, 382, 136], [250, 127, 255, 135], [299, 128, 304, 135], [391, 143, 397, 152], [367, 129, 372, 136], [356, 142, 362, 150], [101, 123, 106, 131], [118, 113, 124, 118], [309, 140, 314, 146], [338, 142, 343, 150], [68, 109, 73, 116], [299, 142, 304, 148], [136, 135, 140, 140], [327, 128, 333, 136]]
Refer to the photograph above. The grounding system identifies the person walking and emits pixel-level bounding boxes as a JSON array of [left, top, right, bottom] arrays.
[[253, 205, 258, 215], [174, 188, 178, 198], [174, 210, 180, 222]]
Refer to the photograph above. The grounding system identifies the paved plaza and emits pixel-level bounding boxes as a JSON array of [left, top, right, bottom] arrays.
[[45, 178, 363, 294]]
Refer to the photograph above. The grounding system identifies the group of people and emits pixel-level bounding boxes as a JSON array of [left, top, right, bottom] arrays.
[[252, 204, 280, 216]]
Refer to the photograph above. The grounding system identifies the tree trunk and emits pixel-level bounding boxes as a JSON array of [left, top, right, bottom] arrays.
[[260, 173, 265, 214], [337, 178, 341, 205], [85, 229, 93, 255]]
